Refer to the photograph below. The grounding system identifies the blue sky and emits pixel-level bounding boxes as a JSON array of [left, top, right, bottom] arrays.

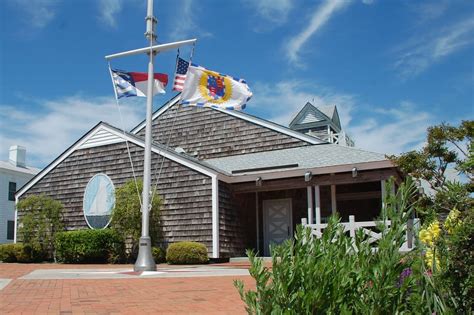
[[1, 0, 473, 168]]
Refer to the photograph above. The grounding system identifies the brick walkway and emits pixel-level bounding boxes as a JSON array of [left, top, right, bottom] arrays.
[[0, 263, 255, 314]]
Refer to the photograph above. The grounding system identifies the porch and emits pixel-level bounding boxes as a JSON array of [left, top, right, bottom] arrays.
[[228, 169, 401, 256]]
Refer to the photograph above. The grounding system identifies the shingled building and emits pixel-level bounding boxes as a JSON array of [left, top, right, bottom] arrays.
[[16, 95, 398, 258]]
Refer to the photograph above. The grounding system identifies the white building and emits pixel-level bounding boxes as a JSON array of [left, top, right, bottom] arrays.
[[0, 146, 39, 243]]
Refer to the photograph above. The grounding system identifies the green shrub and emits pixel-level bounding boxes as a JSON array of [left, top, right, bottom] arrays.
[[0, 243, 41, 263], [55, 229, 124, 263], [439, 208, 474, 312], [235, 179, 452, 314], [152, 247, 166, 264], [17, 195, 64, 261], [111, 179, 162, 253], [166, 242, 208, 264], [0, 244, 22, 262]]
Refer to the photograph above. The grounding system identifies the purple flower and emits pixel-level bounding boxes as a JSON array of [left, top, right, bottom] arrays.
[[397, 268, 412, 287]]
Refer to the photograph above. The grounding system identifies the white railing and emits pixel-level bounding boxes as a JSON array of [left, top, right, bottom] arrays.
[[301, 215, 420, 252], [307, 130, 355, 147]]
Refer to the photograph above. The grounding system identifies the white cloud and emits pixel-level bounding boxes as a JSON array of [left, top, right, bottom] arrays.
[[251, 80, 355, 129], [394, 16, 474, 78], [349, 101, 433, 154], [10, 0, 58, 29], [0, 95, 145, 167], [285, 0, 351, 65], [361, 0, 374, 5], [244, 0, 293, 25], [251, 80, 433, 154], [98, 0, 123, 28], [414, 0, 449, 23], [169, 0, 211, 40]]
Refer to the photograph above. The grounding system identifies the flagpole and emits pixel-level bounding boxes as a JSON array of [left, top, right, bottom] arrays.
[[134, 0, 157, 272]]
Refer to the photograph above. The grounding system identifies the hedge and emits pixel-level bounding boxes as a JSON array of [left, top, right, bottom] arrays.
[[0, 243, 40, 263], [55, 229, 124, 263], [152, 247, 166, 264], [166, 242, 208, 264], [0, 244, 22, 262]]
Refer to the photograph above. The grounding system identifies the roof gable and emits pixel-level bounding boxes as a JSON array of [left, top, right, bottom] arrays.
[[331, 106, 341, 130], [16, 122, 222, 199], [289, 102, 332, 128], [289, 102, 342, 132]]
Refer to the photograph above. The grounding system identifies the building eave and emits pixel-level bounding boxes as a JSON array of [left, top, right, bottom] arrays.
[[223, 160, 394, 183]]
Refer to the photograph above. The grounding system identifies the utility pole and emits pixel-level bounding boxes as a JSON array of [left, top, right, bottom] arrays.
[[105, 0, 196, 272]]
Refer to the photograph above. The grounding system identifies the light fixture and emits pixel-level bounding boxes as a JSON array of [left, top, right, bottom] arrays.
[[352, 167, 358, 178], [304, 171, 312, 182], [256, 177, 262, 187]]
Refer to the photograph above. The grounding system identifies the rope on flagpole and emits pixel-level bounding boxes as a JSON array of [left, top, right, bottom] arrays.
[[149, 102, 181, 207], [108, 62, 143, 208], [148, 43, 194, 207]]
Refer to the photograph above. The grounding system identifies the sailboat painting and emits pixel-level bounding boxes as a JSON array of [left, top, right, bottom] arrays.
[[83, 174, 115, 229]]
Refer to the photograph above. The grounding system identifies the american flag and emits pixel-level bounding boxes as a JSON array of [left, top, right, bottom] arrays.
[[173, 57, 189, 91]]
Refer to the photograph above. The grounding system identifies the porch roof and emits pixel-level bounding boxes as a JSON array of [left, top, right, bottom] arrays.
[[204, 144, 388, 174]]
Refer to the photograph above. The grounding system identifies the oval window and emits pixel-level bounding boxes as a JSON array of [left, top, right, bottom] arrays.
[[83, 174, 115, 229]]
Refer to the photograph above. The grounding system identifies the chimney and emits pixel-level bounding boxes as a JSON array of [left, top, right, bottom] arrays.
[[9, 145, 26, 168]]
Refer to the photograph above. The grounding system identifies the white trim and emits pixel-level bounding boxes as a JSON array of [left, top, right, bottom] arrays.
[[381, 180, 386, 211], [224, 160, 394, 183], [315, 185, 321, 225], [307, 186, 313, 224], [16, 123, 219, 199], [82, 173, 115, 230], [14, 195, 18, 243], [79, 127, 125, 149], [213, 107, 323, 144], [105, 126, 218, 178], [130, 95, 181, 134], [211, 176, 219, 258], [130, 95, 323, 144]]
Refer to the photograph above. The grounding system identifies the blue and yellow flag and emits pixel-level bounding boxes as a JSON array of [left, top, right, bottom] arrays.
[[180, 63, 252, 110]]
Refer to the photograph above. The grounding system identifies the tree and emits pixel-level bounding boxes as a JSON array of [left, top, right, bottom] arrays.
[[17, 194, 64, 261], [389, 120, 473, 215], [110, 179, 162, 255]]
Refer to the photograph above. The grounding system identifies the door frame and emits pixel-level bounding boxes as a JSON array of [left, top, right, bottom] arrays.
[[263, 198, 293, 256]]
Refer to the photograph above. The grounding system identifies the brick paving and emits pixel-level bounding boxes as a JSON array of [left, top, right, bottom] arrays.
[[0, 263, 255, 314]]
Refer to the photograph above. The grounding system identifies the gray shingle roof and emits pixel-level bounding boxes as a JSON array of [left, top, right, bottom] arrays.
[[205, 144, 387, 174]]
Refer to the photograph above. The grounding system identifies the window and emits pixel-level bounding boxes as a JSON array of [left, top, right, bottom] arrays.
[[8, 182, 16, 201], [7, 221, 14, 240]]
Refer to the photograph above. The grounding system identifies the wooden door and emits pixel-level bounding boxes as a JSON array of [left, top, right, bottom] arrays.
[[263, 198, 292, 256]]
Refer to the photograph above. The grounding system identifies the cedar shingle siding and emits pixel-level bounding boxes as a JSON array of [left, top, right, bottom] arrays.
[[218, 181, 246, 257], [20, 142, 214, 252], [19, 105, 313, 257], [137, 105, 308, 160]]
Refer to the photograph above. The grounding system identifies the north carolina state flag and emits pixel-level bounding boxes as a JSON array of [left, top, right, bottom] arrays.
[[111, 69, 168, 99]]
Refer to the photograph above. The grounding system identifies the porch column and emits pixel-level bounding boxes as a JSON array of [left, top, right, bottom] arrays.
[[307, 186, 314, 224], [314, 185, 321, 225], [211, 176, 220, 258], [381, 180, 386, 211], [331, 184, 337, 215]]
